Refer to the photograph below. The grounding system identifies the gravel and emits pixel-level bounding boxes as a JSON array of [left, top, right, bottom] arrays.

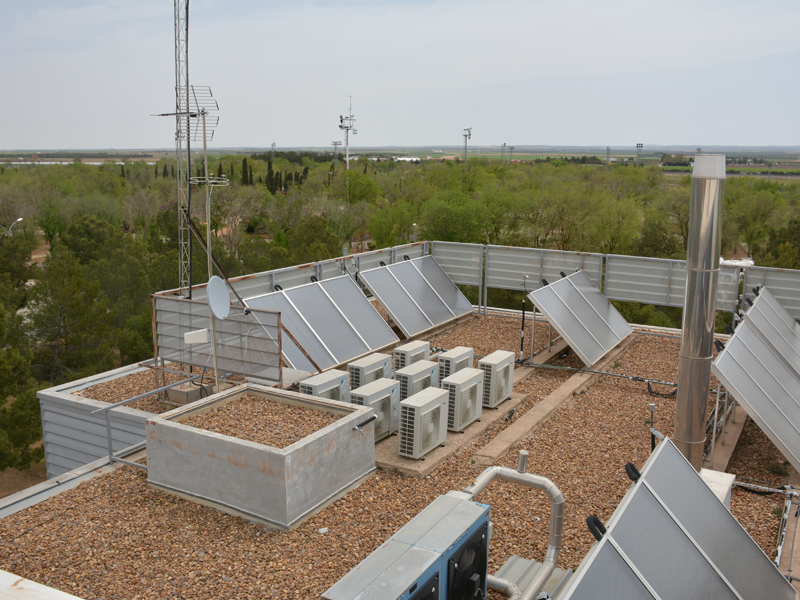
[[181, 395, 342, 449], [0, 319, 786, 599], [73, 365, 234, 414]]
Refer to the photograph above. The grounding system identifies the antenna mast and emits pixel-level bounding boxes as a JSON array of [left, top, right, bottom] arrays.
[[173, 0, 193, 297], [338, 97, 357, 170]]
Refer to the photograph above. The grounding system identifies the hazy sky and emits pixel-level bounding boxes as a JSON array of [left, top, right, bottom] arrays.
[[2, 0, 798, 150]]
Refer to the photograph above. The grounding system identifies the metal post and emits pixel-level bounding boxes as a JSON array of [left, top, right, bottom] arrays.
[[709, 387, 720, 465], [674, 154, 725, 471], [649, 403, 656, 452], [201, 110, 220, 395]]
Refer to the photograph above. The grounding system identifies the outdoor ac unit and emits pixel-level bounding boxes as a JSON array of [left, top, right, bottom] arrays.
[[350, 378, 399, 442], [398, 387, 448, 460], [348, 353, 392, 390], [395, 360, 439, 402], [298, 369, 350, 404], [479, 350, 514, 408], [442, 368, 483, 432], [437, 346, 474, 382], [323, 491, 490, 600], [394, 340, 431, 370]]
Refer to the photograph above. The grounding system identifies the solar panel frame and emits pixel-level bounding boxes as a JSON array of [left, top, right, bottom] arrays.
[[247, 276, 399, 372], [359, 256, 473, 338], [745, 288, 800, 376], [561, 439, 795, 600], [712, 320, 800, 473], [527, 270, 633, 367]]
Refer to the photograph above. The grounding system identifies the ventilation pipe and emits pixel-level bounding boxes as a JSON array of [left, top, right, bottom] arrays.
[[464, 452, 564, 600], [674, 154, 726, 471]]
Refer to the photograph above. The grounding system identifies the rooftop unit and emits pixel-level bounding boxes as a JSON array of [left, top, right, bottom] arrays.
[[398, 387, 448, 460], [479, 350, 514, 408], [441, 367, 483, 432], [348, 353, 392, 390], [395, 360, 439, 402], [299, 369, 350, 404], [437, 346, 474, 382], [350, 378, 400, 442], [394, 340, 431, 370], [323, 491, 489, 600]]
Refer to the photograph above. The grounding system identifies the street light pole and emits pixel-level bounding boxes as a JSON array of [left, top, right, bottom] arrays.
[[463, 128, 472, 171], [0, 217, 23, 235]]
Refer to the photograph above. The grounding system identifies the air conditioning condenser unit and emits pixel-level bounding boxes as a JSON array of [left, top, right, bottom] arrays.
[[437, 346, 474, 382], [479, 350, 514, 408], [395, 360, 438, 401], [394, 340, 431, 370], [348, 353, 392, 389], [442, 367, 483, 432], [298, 369, 350, 404], [350, 378, 399, 442], [398, 387, 448, 460]]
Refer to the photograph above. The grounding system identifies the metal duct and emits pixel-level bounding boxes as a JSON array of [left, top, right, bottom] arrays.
[[674, 154, 726, 470], [464, 456, 565, 600]]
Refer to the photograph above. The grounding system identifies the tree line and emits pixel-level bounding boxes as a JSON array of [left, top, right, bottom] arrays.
[[0, 155, 798, 469]]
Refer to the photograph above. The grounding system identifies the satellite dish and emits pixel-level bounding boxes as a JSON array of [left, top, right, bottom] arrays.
[[207, 275, 230, 320]]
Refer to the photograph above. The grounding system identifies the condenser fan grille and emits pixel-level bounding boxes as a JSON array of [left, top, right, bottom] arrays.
[[409, 572, 439, 600], [448, 522, 488, 600], [370, 395, 390, 438], [420, 404, 440, 452]]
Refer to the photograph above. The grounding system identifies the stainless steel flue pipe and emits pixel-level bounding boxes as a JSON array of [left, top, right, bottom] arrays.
[[673, 154, 726, 470]]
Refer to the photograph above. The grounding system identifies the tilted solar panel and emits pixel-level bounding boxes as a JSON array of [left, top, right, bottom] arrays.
[[359, 256, 473, 338], [561, 439, 794, 600], [528, 270, 632, 367]]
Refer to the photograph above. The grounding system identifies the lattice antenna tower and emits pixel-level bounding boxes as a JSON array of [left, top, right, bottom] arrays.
[[174, 0, 192, 297], [606, 146, 610, 166], [338, 97, 357, 170], [636, 142, 643, 165], [501, 143, 506, 162], [508, 145, 515, 162]]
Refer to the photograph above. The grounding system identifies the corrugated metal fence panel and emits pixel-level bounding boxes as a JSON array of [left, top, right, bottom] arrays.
[[391, 242, 426, 263], [485, 246, 542, 290], [485, 246, 603, 291], [356, 248, 393, 272], [605, 255, 740, 312], [744, 267, 800, 320], [155, 297, 282, 382], [38, 390, 149, 479], [605, 255, 680, 307], [541, 250, 604, 289], [320, 257, 349, 280], [273, 264, 318, 291], [430, 241, 483, 286]]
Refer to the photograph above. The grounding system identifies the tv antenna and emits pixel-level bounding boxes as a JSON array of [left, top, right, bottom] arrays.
[[463, 128, 472, 171], [188, 85, 227, 394], [338, 97, 357, 170]]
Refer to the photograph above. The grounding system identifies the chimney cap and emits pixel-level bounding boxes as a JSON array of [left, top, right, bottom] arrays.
[[692, 154, 726, 180]]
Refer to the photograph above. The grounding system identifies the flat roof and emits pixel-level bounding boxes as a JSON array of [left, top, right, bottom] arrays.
[[0, 316, 786, 599]]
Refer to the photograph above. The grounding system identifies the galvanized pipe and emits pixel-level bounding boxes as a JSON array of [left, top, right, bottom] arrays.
[[464, 459, 565, 600], [487, 574, 522, 600], [674, 154, 726, 470]]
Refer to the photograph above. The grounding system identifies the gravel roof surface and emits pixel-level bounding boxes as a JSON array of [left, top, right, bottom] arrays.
[[73, 364, 221, 414], [727, 416, 786, 557], [0, 323, 787, 600], [181, 395, 342, 449]]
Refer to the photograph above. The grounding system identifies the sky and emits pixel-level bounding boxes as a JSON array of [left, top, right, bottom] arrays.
[[1, 0, 798, 150]]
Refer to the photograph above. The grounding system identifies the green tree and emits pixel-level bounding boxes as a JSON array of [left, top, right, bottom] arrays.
[[27, 247, 116, 384], [287, 215, 340, 264], [241, 158, 249, 186], [421, 190, 488, 243]]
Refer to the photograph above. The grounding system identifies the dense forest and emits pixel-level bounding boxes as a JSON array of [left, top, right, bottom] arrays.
[[0, 154, 798, 469]]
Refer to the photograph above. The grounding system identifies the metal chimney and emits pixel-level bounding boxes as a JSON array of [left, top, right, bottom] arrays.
[[673, 154, 726, 470]]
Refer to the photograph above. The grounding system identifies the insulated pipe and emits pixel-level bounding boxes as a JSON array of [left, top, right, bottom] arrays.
[[464, 462, 565, 600], [674, 154, 725, 471], [487, 574, 522, 600]]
